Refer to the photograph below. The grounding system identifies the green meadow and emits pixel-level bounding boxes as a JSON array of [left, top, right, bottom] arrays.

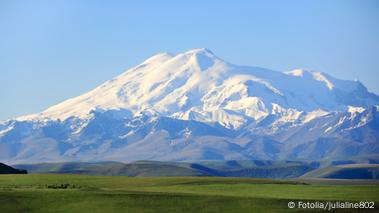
[[0, 174, 378, 213]]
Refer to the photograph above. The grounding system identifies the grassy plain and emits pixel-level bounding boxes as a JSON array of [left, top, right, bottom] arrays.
[[0, 174, 378, 212]]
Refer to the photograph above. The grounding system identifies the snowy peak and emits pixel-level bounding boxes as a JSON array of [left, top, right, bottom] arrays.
[[3, 48, 379, 163], [285, 69, 369, 93], [185, 48, 217, 71], [142, 52, 174, 65], [143, 48, 218, 70], [285, 69, 337, 90], [182, 48, 216, 57], [15, 49, 379, 131]]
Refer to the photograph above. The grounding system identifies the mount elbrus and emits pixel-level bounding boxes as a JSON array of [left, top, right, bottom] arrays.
[[1, 48, 378, 163]]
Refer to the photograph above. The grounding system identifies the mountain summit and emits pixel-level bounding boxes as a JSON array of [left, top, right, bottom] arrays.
[[1, 48, 379, 163], [18, 48, 379, 128]]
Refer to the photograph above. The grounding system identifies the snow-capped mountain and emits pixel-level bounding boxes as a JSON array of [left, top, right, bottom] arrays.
[[1, 48, 379, 163]]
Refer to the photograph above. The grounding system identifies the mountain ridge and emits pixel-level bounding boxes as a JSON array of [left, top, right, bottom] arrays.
[[1, 48, 378, 163], [15, 48, 379, 127]]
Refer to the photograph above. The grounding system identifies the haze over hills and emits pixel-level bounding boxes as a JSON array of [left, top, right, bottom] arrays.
[[1, 48, 378, 163]]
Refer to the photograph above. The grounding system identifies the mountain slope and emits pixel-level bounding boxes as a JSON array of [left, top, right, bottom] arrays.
[[1, 48, 378, 163], [301, 164, 379, 179], [0, 163, 27, 174]]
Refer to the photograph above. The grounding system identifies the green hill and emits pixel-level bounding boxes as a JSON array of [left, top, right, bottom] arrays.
[[301, 164, 379, 179], [14, 161, 207, 177], [14, 160, 379, 179], [14, 160, 317, 178], [0, 163, 27, 174]]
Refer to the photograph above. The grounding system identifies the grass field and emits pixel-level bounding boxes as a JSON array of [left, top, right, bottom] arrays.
[[0, 174, 378, 212]]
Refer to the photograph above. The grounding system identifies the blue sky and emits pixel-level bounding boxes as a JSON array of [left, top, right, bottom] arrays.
[[1, 0, 378, 120]]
